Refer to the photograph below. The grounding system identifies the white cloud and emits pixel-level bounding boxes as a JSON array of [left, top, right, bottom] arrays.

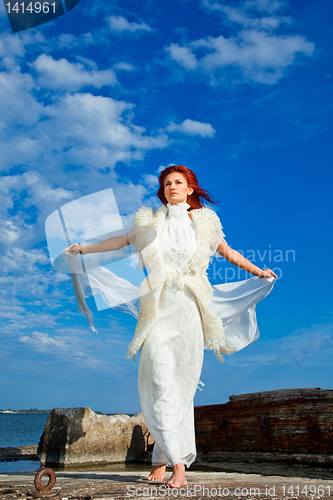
[[0, 245, 71, 316], [1, 306, 59, 332], [114, 62, 136, 71], [157, 163, 179, 174], [167, 0, 315, 85], [22, 172, 74, 209], [0, 54, 171, 256], [108, 15, 152, 33], [0, 68, 169, 176], [18, 331, 102, 366], [0, 69, 42, 132], [33, 54, 118, 91], [143, 174, 159, 189], [167, 119, 216, 137], [0, 213, 24, 243], [1, 248, 48, 273], [17, 328, 130, 368], [19, 331, 72, 352], [0, 171, 74, 247], [229, 322, 333, 367], [166, 44, 198, 70], [246, 0, 286, 14], [0, 269, 73, 339], [168, 31, 314, 84], [0, 32, 26, 61], [56, 32, 95, 49], [38, 92, 169, 168], [0, 30, 46, 69], [218, 5, 291, 30], [202, 0, 287, 16], [0, 170, 154, 253]]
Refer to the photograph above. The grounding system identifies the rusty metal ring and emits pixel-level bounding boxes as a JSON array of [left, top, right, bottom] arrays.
[[34, 468, 56, 493]]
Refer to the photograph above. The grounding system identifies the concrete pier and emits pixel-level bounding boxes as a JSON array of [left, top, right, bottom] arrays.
[[1, 468, 333, 499]]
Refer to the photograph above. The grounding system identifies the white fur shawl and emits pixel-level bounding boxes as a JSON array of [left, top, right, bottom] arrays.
[[126, 204, 230, 362]]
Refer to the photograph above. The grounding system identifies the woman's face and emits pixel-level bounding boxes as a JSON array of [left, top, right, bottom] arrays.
[[163, 172, 193, 205]]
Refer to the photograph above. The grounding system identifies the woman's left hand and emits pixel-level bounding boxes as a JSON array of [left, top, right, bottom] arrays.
[[259, 269, 278, 279]]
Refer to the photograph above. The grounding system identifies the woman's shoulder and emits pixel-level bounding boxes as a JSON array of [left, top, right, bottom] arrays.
[[133, 204, 167, 226], [133, 206, 153, 227], [192, 206, 222, 226], [192, 207, 225, 245]]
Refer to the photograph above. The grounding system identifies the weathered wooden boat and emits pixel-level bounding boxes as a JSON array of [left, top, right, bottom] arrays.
[[194, 388, 333, 477]]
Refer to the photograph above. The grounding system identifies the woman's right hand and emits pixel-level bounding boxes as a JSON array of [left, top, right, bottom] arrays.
[[65, 243, 82, 256]]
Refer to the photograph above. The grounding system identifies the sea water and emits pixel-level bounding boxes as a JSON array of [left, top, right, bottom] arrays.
[[0, 413, 49, 448], [0, 413, 48, 473]]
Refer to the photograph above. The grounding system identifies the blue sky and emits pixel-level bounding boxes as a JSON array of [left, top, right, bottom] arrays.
[[0, 0, 332, 414]]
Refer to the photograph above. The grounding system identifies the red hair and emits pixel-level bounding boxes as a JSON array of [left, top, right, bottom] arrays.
[[157, 165, 216, 210]]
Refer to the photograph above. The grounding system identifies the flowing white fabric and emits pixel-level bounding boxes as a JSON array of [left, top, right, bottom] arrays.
[[212, 277, 274, 352]]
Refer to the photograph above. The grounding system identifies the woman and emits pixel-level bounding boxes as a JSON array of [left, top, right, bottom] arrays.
[[66, 165, 277, 488]]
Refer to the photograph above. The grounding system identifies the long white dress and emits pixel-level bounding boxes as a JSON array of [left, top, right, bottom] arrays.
[[60, 201, 276, 469], [138, 202, 204, 467]]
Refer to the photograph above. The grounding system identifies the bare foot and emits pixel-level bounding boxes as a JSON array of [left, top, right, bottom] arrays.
[[164, 463, 187, 488], [146, 464, 166, 482]]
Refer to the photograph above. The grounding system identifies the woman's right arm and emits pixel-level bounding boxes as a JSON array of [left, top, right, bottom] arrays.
[[65, 228, 135, 256]]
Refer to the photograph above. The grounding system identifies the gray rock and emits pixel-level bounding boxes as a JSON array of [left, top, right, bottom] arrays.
[[0, 445, 38, 462], [37, 407, 154, 467]]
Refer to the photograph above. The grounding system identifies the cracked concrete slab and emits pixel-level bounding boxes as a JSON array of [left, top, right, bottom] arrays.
[[1, 468, 333, 500]]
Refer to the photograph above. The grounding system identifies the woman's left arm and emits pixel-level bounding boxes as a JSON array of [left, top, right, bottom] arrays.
[[216, 240, 278, 279]]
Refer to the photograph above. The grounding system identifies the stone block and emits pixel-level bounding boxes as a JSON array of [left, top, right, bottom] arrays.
[[37, 407, 153, 467]]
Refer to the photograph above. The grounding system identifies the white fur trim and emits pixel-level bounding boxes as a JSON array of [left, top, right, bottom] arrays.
[[127, 205, 230, 362]]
